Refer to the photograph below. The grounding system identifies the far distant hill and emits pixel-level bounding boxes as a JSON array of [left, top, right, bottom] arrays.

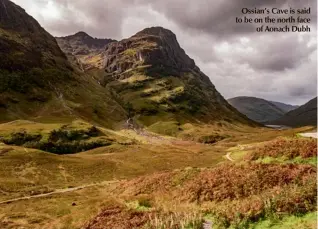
[[269, 97, 317, 127], [227, 96, 290, 123], [270, 101, 298, 113]]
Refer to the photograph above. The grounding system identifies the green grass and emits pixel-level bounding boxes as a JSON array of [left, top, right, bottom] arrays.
[[250, 212, 317, 229], [256, 156, 317, 166], [123, 48, 137, 57], [125, 198, 152, 212], [147, 121, 182, 136]]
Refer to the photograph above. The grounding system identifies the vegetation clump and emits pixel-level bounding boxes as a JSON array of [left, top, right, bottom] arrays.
[[0, 125, 111, 154], [2, 130, 42, 145], [181, 163, 315, 203], [33, 140, 110, 155], [246, 137, 317, 161], [197, 134, 226, 144]]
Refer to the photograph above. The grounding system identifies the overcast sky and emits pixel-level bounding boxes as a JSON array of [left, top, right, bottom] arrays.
[[12, 0, 317, 105]]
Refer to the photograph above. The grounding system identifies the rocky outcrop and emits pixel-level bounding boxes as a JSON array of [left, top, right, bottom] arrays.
[[104, 27, 196, 75], [56, 32, 115, 71], [56, 32, 115, 56]]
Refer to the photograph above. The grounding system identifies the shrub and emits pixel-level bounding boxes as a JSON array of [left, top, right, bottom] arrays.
[[197, 134, 226, 144], [33, 140, 111, 155], [138, 198, 152, 208], [3, 131, 42, 145], [48, 126, 102, 142]]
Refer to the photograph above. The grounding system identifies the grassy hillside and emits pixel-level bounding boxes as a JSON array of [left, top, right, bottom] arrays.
[[270, 101, 298, 113], [0, 118, 315, 228], [228, 97, 286, 123], [0, 0, 126, 126], [85, 136, 316, 229], [269, 97, 317, 127]]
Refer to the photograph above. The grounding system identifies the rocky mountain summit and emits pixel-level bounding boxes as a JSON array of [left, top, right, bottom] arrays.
[[56, 32, 116, 71], [56, 32, 115, 56], [99, 27, 254, 126], [104, 27, 196, 75]]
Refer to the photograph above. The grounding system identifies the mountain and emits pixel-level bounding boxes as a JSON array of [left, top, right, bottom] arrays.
[[93, 27, 255, 126], [227, 97, 286, 123], [0, 0, 254, 130], [0, 0, 126, 125], [269, 97, 317, 127], [270, 101, 298, 113], [56, 32, 116, 70]]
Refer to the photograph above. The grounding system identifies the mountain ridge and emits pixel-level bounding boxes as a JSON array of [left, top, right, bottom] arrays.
[[56, 32, 116, 71], [227, 96, 289, 123], [56, 32, 116, 56], [269, 97, 317, 127], [269, 101, 299, 113]]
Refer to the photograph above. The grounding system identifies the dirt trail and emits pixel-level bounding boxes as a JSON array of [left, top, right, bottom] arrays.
[[0, 180, 119, 205], [225, 152, 234, 162]]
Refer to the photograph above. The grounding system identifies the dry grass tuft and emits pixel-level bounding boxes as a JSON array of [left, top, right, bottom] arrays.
[[181, 163, 315, 203], [245, 137, 317, 160]]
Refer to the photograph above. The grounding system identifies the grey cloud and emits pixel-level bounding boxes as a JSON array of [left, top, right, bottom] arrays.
[[143, 0, 316, 38], [241, 33, 316, 72], [13, 0, 135, 38]]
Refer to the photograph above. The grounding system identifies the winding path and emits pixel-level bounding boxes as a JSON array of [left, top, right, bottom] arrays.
[[0, 180, 119, 205], [225, 152, 234, 162]]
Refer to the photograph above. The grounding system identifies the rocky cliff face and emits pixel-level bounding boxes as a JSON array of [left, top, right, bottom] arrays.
[[56, 32, 115, 56], [56, 32, 116, 71], [100, 27, 253, 125], [104, 27, 196, 75]]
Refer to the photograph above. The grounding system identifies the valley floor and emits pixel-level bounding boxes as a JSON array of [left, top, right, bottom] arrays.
[[0, 120, 316, 229]]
